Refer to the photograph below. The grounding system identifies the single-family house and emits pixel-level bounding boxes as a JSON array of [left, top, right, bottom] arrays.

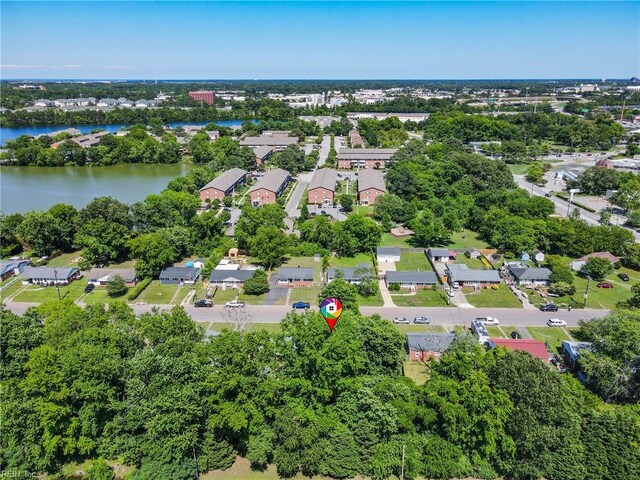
[[21, 266, 81, 285], [87, 268, 138, 286], [386, 271, 438, 290], [520, 251, 531, 262], [571, 252, 620, 271], [471, 320, 490, 344], [277, 267, 314, 287], [428, 248, 457, 263], [466, 247, 481, 259], [358, 169, 386, 205], [0, 259, 29, 281], [446, 264, 501, 287], [561, 341, 593, 371], [377, 247, 400, 263], [199, 168, 248, 205], [307, 168, 338, 206], [531, 249, 545, 264], [159, 267, 200, 285], [488, 338, 550, 364], [250, 168, 290, 206], [508, 266, 552, 286], [326, 263, 372, 284], [337, 148, 398, 169], [208, 270, 254, 288], [406, 333, 456, 361]]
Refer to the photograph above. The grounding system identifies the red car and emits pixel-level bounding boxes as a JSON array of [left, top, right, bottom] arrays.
[[597, 282, 613, 289]]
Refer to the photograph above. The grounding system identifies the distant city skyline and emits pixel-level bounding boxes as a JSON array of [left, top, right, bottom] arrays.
[[1, 1, 638, 80]]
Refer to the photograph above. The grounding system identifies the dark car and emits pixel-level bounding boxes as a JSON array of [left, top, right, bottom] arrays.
[[510, 331, 522, 339], [618, 273, 630, 281], [194, 299, 213, 307], [292, 302, 310, 309], [597, 282, 613, 289], [84, 283, 95, 294], [540, 303, 559, 312]]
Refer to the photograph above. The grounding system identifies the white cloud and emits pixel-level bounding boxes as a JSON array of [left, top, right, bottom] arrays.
[[61, 64, 84, 69], [0, 64, 46, 70], [101, 65, 134, 70]]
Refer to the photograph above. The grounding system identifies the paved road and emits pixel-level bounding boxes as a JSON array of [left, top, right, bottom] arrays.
[[317, 134, 331, 167], [3, 301, 609, 327]]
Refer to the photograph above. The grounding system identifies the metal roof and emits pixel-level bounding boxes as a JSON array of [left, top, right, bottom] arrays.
[[200, 168, 248, 193], [308, 168, 337, 192], [358, 169, 386, 193], [386, 271, 438, 284], [250, 168, 290, 193]]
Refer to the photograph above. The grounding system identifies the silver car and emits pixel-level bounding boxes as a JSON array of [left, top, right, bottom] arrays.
[[393, 317, 410, 324]]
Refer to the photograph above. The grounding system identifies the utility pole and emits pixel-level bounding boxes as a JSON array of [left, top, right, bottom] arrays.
[[583, 276, 591, 308], [401, 443, 406, 480], [53, 268, 61, 300]]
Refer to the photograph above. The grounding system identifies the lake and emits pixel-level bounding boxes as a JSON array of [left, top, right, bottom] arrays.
[[0, 119, 251, 145], [1, 163, 194, 214]]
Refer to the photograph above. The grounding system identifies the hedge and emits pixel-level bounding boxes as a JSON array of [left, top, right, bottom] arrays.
[[127, 277, 152, 301]]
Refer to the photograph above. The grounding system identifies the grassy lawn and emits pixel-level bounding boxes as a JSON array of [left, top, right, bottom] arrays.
[[201, 457, 365, 480], [487, 326, 504, 338], [396, 252, 431, 271], [454, 255, 487, 270], [508, 163, 530, 175], [354, 205, 374, 217], [357, 290, 384, 306], [447, 228, 489, 249], [282, 256, 323, 281], [0, 279, 27, 300], [464, 285, 522, 308], [82, 288, 127, 305], [330, 253, 373, 268], [47, 250, 84, 267], [528, 326, 571, 353], [13, 281, 86, 303], [205, 323, 283, 335], [403, 361, 429, 385], [393, 324, 447, 333], [380, 233, 414, 248], [106, 259, 137, 269], [289, 286, 322, 304], [135, 280, 180, 304], [391, 289, 450, 307]]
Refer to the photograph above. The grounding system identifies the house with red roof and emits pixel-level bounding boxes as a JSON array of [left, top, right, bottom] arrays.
[[488, 338, 550, 364]]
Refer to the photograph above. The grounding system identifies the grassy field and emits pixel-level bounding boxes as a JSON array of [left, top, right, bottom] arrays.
[[205, 322, 283, 335], [82, 288, 127, 305], [330, 253, 373, 268], [135, 280, 181, 304], [446, 229, 489, 249], [486, 326, 504, 337], [527, 326, 571, 353], [396, 252, 431, 271], [508, 164, 531, 175], [47, 250, 83, 267], [454, 255, 487, 270], [357, 290, 384, 306], [393, 324, 447, 333], [289, 285, 322, 304], [0, 279, 27, 300], [464, 285, 522, 308], [12, 281, 86, 303], [391, 289, 450, 307], [282, 256, 323, 281], [403, 361, 429, 385], [379, 233, 414, 248]]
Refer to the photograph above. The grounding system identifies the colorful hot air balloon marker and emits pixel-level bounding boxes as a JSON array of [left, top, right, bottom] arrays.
[[320, 297, 343, 332]]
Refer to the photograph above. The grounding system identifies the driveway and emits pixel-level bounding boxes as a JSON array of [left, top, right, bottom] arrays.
[[264, 273, 288, 305]]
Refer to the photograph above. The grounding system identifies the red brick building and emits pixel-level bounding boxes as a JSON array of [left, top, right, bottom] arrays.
[[307, 168, 337, 206], [337, 148, 397, 169], [199, 168, 248, 205], [357, 169, 386, 205], [189, 90, 215, 105], [249, 168, 290, 206]]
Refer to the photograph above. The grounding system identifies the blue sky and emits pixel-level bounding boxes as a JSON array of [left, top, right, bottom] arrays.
[[2, 1, 638, 79]]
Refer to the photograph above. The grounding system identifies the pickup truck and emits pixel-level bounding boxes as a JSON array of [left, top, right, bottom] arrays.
[[194, 299, 213, 308], [225, 300, 245, 308]]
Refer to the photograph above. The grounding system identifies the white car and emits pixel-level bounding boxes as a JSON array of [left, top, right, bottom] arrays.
[[547, 318, 567, 327], [393, 317, 410, 324], [225, 300, 245, 308], [477, 317, 499, 326]]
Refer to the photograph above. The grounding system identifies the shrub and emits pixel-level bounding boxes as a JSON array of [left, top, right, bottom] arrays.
[[106, 275, 128, 297], [127, 277, 152, 300]]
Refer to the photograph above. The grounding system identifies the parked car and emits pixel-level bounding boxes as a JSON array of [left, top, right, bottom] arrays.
[[84, 284, 95, 294], [618, 273, 630, 281], [510, 331, 522, 339], [194, 299, 213, 308], [544, 193, 551, 198], [539, 303, 559, 312], [413, 316, 430, 324], [225, 300, 245, 308], [477, 316, 499, 326], [393, 317, 410, 324], [597, 282, 613, 289], [292, 301, 310, 309], [547, 318, 567, 327]]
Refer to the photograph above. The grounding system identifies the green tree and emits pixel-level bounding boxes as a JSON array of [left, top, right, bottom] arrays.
[[127, 233, 176, 278], [106, 275, 128, 297], [339, 194, 354, 212], [249, 226, 291, 270], [581, 256, 614, 280], [243, 269, 270, 295], [525, 162, 544, 184], [85, 459, 115, 480], [16, 211, 63, 256], [319, 279, 359, 312]]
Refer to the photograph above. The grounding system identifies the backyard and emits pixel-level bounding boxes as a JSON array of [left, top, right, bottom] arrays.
[[527, 326, 573, 354], [395, 252, 432, 271], [464, 285, 522, 308], [379, 233, 414, 248], [446, 229, 490, 249]]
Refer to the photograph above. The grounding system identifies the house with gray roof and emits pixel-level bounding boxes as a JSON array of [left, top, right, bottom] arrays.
[[0, 259, 29, 281], [326, 263, 373, 284], [277, 267, 314, 287], [87, 268, 138, 286], [21, 266, 81, 285], [159, 267, 200, 285], [428, 248, 457, 263], [446, 263, 501, 287], [337, 148, 398, 169], [508, 266, 551, 286], [308, 168, 338, 206], [377, 247, 401, 263], [209, 269, 255, 288], [250, 168, 290, 206], [199, 168, 248, 205], [406, 333, 456, 361], [358, 169, 386, 206], [386, 271, 438, 290]]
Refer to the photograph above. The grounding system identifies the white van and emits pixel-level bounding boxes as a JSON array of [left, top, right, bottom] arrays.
[[547, 318, 567, 327]]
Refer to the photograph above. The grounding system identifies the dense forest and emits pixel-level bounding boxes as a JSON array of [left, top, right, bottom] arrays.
[[1, 303, 638, 479]]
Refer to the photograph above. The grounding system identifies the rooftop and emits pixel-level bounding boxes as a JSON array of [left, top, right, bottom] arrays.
[[406, 333, 456, 353], [358, 169, 386, 193], [308, 168, 338, 192], [200, 168, 248, 193], [250, 168, 290, 193], [240, 135, 298, 147], [489, 338, 550, 361], [377, 246, 400, 255], [386, 271, 438, 284], [447, 263, 501, 283], [338, 148, 398, 160], [509, 266, 552, 281]]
